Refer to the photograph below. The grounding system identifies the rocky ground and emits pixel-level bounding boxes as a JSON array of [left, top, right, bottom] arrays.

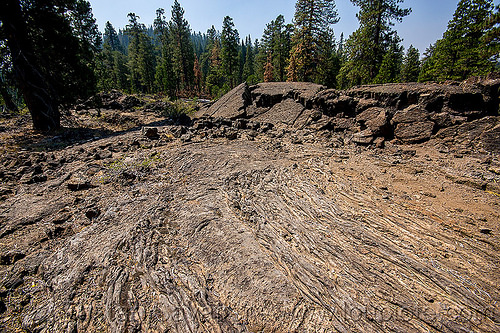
[[0, 78, 499, 332]]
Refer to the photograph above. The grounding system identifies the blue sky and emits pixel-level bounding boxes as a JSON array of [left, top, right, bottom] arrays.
[[88, 0, 500, 54]]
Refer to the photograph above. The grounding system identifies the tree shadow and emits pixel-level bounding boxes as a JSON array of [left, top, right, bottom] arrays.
[[16, 118, 177, 153]]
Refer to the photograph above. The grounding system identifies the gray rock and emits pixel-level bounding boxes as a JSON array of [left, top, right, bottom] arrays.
[[430, 112, 453, 128], [480, 122, 500, 153], [392, 105, 429, 124], [251, 82, 325, 109], [206, 83, 251, 119], [254, 99, 305, 126], [225, 130, 238, 140], [118, 95, 144, 109], [357, 107, 389, 136], [352, 129, 375, 145], [314, 90, 356, 116], [355, 98, 379, 114], [394, 121, 435, 143], [332, 118, 356, 132], [180, 133, 192, 142], [67, 176, 93, 191]]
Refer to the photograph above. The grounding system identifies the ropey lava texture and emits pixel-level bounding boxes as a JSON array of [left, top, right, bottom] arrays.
[[0, 78, 499, 332]]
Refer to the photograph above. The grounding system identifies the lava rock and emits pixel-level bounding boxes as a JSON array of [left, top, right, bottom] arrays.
[[394, 121, 435, 143], [142, 127, 159, 139], [352, 129, 375, 145], [67, 177, 94, 191], [205, 83, 251, 119], [357, 107, 389, 136], [392, 105, 429, 124]]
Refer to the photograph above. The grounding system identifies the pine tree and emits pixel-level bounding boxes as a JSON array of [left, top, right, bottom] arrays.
[[104, 22, 122, 52], [113, 51, 130, 91], [421, 0, 498, 81], [0, 44, 19, 112], [242, 36, 257, 84], [373, 39, 403, 83], [97, 21, 130, 93], [154, 8, 175, 96], [125, 13, 156, 93], [257, 15, 293, 82], [337, 0, 411, 88], [315, 27, 341, 87], [263, 54, 274, 82], [221, 16, 240, 89], [193, 55, 203, 93], [418, 43, 437, 82], [169, 0, 195, 94], [71, 0, 101, 52], [0, 0, 100, 130], [400, 45, 420, 82], [204, 26, 225, 97], [95, 44, 115, 91], [287, 0, 340, 82], [199, 26, 217, 80], [482, 4, 500, 64], [337, 32, 345, 59], [238, 40, 246, 84]]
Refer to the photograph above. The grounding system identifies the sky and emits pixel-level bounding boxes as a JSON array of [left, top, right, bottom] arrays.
[[88, 0, 500, 54]]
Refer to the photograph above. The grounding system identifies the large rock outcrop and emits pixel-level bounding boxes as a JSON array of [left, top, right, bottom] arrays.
[[194, 77, 499, 150]]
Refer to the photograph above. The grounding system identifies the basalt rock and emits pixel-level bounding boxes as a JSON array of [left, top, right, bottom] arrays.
[[356, 107, 390, 136], [190, 78, 498, 149], [394, 121, 435, 143], [201, 83, 252, 119]]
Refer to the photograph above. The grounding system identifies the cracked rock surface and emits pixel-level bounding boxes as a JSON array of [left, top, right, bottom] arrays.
[[0, 79, 499, 332]]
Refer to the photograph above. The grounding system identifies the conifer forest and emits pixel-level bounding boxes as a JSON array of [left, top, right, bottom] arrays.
[[0, 0, 499, 130]]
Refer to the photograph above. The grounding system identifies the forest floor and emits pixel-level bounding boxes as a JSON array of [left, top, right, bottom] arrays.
[[0, 84, 499, 332]]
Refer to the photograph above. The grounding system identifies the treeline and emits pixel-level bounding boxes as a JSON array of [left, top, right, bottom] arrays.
[[96, 0, 499, 97], [0, 0, 499, 131], [96, 3, 292, 98]]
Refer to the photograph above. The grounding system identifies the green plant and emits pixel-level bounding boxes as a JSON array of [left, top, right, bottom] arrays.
[[160, 99, 197, 118]]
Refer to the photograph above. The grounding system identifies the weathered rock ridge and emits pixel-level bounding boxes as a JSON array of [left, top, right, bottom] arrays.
[[196, 77, 499, 151]]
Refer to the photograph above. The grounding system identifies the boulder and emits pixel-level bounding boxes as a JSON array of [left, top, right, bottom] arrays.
[[480, 123, 500, 153], [430, 112, 453, 128], [251, 82, 325, 109], [352, 129, 375, 145], [418, 92, 444, 112], [142, 127, 159, 139], [355, 98, 379, 114], [392, 105, 429, 124], [67, 176, 94, 191], [206, 83, 251, 119], [254, 99, 305, 126], [314, 90, 356, 116], [293, 109, 316, 129], [118, 95, 144, 109], [332, 118, 356, 132], [394, 121, 435, 143], [357, 107, 389, 136], [307, 116, 333, 131]]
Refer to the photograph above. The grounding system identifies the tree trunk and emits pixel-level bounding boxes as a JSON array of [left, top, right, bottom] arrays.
[[0, 77, 19, 113], [0, 0, 60, 131]]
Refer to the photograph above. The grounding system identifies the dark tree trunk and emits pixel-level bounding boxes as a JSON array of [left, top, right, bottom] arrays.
[[0, 0, 60, 131], [0, 78, 18, 113]]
